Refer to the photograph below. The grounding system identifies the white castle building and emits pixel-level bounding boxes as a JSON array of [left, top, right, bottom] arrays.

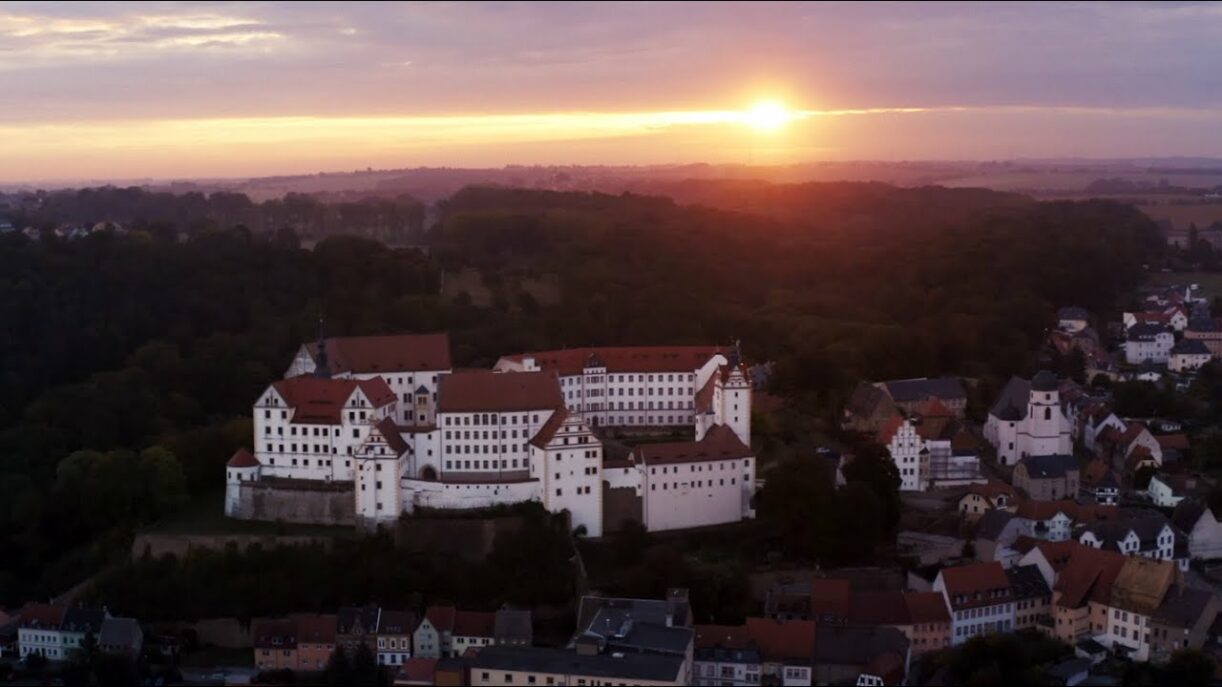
[[226, 334, 755, 535], [983, 371, 1073, 467]]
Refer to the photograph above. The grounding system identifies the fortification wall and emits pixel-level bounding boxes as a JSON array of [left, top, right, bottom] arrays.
[[231, 480, 355, 526]]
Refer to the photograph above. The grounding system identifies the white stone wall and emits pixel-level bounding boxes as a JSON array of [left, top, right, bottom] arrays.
[[535, 415, 604, 537], [640, 456, 754, 532], [403, 478, 540, 511], [1125, 334, 1174, 364], [1104, 607, 1151, 661], [887, 422, 923, 491]]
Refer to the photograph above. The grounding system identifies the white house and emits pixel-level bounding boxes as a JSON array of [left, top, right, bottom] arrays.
[[1147, 474, 1186, 508], [1169, 339, 1211, 373], [984, 371, 1072, 467], [878, 417, 924, 491], [1057, 307, 1090, 333], [933, 562, 1015, 646], [17, 604, 67, 662], [1124, 324, 1175, 365], [1172, 500, 1222, 560], [1077, 513, 1179, 568]]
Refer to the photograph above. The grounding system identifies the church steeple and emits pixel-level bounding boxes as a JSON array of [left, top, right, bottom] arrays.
[[314, 317, 331, 379]]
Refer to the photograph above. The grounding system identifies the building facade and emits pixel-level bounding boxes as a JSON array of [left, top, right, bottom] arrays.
[[984, 372, 1073, 467]]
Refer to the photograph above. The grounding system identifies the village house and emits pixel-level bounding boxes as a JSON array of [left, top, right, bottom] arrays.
[[1014, 500, 1117, 543], [1183, 316, 1222, 356], [338, 604, 382, 655], [743, 617, 815, 686], [1147, 473, 1197, 508], [413, 606, 453, 659], [811, 625, 909, 687], [1147, 586, 1220, 663], [468, 645, 688, 686], [253, 618, 298, 671], [1076, 510, 1182, 570], [975, 510, 1033, 567], [846, 591, 951, 657], [1081, 459, 1120, 505], [493, 607, 533, 647], [1101, 557, 1177, 662], [1006, 564, 1053, 633], [1058, 307, 1090, 333], [933, 561, 1015, 646], [376, 610, 418, 668], [843, 377, 966, 433], [984, 372, 1073, 467], [293, 614, 337, 672], [692, 624, 761, 686], [1124, 324, 1174, 365], [451, 610, 496, 656], [1013, 454, 1079, 501], [1169, 339, 1212, 372], [1172, 500, 1222, 561], [957, 481, 1018, 521], [17, 604, 68, 661]]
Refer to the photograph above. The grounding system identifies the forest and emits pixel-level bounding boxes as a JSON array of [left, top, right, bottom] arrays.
[[0, 180, 1165, 610]]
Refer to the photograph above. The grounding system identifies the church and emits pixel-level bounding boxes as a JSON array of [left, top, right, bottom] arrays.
[[983, 370, 1073, 467]]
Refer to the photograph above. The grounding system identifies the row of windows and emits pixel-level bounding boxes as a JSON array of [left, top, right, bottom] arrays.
[[443, 414, 540, 427], [446, 459, 525, 471], [568, 385, 693, 397], [649, 460, 750, 475], [565, 372, 696, 384], [573, 399, 695, 410], [556, 486, 593, 496], [956, 619, 1011, 637], [954, 603, 1010, 620], [650, 478, 737, 491], [445, 443, 528, 455]]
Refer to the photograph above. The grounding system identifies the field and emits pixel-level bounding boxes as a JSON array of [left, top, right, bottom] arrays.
[[1147, 271, 1222, 301]]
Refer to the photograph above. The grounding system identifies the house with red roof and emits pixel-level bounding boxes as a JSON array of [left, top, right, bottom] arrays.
[[744, 617, 815, 686], [932, 561, 1015, 646]]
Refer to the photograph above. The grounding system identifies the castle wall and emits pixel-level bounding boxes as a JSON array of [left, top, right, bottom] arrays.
[[231, 480, 356, 526], [403, 478, 540, 512]]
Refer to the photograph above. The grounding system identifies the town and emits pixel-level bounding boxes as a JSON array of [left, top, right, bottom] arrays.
[[4, 280, 1222, 686]]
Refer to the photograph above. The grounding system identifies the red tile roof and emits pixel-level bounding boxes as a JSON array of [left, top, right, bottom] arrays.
[[227, 448, 259, 468], [1054, 544, 1127, 608], [744, 617, 816, 662], [500, 346, 724, 376], [272, 376, 395, 424], [848, 591, 909, 626], [694, 624, 753, 649], [293, 614, 337, 644], [424, 606, 455, 633], [1022, 539, 1080, 572], [453, 610, 495, 638], [904, 592, 951, 625], [307, 333, 452, 374], [374, 417, 409, 455], [437, 371, 563, 413], [915, 398, 953, 418], [253, 618, 298, 649], [875, 414, 906, 445], [695, 375, 718, 414], [528, 409, 570, 449], [938, 562, 1011, 610], [810, 579, 852, 620], [961, 479, 1016, 503], [18, 603, 66, 629], [631, 424, 752, 466], [396, 657, 439, 684]]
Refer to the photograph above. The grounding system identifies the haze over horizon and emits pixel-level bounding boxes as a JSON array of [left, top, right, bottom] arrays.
[[4, 1, 1222, 182]]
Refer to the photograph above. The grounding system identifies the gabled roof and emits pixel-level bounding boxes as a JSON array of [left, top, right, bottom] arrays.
[[424, 606, 456, 633], [694, 624, 753, 649], [1005, 564, 1051, 601], [494, 608, 532, 642], [904, 592, 951, 625], [1031, 370, 1058, 392], [1054, 544, 1127, 608], [881, 377, 966, 403], [1077, 510, 1174, 552], [989, 376, 1031, 421], [875, 414, 907, 445], [744, 617, 815, 662], [271, 376, 395, 424], [1171, 339, 1210, 355], [227, 448, 260, 468], [1128, 323, 1172, 340], [976, 509, 1017, 541], [453, 610, 495, 638], [18, 603, 66, 629], [631, 424, 752, 466], [306, 333, 452, 375], [809, 579, 852, 621], [1152, 586, 1215, 629], [1111, 557, 1176, 616], [961, 479, 1017, 504], [437, 371, 563, 413], [938, 562, 1011, 610], [253, 618, 298, 649], [846, 383, 895, 420], [1172, 499, 1218, 531], [528, 409, 570, 449], [847, 591, 909, 627], [915, 397, 954, 418], [814, 625, 908, 669], [500, 346, 724, 376], [293, 613, 337, 644], [1017, 454, 1078, 480], [373, 417, 409, 455], [1082, 459, 1118, 489], [377, 610, 418, 635], [337, 605, 381, 635]]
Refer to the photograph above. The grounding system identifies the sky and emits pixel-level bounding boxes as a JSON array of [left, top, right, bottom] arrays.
[[2, 1, 1222, 182]]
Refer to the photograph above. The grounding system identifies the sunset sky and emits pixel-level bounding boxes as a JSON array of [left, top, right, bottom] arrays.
[[3, 1, 1222, 182]]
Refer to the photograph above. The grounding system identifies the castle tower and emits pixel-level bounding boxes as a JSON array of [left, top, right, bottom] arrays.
[[721, 340, 752, 446], [225, 448, 260, 517]]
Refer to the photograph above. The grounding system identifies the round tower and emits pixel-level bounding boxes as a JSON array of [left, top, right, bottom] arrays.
[[225, 448, 261, 517]]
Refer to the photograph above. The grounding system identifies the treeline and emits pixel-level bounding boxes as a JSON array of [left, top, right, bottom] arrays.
[[0, 180, 1165, 607], [1, 186, 426, 242]]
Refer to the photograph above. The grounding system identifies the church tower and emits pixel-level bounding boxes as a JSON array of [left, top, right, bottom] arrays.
[[1022, 369, 1069, 458]]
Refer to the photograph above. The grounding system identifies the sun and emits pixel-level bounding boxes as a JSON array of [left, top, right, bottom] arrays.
[[743, 100, 792, 132]]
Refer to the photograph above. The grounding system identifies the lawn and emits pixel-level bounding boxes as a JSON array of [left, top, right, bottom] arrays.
[[1147, 271, 1222, 301]]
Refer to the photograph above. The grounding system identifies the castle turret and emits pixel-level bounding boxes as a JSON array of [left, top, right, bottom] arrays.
[[225, 448, 261, 517]]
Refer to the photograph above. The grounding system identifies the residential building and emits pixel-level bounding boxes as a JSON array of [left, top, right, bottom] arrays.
[[1184, 316, 1222, 356], [1147, 473, 1189, 508], [693, 625, 760, 686], [452, 610, 495, 656], [933, 562, 1015, 646], [1013, 500, 1117, 543], [1013, 454, 1080, 501], [812, 626, 909, 687], [1058, 307, 1090, 333], [843, 384, 900, 434], [97, 617, 143, 660], [468, 645, 686, 686], [984, 372, 1073, 467], [1076, 510, 1180, 568], [338, 604, 381, 655], [1169, 339, 1211, 372], [1147, 586, 1220, 662], [1124, 324, 1174, 365], [253, 618, 298, 671], [17, 603, 68, 661], [1101, 557, 1177, 661], [1081, 460, 1119, 505], [1172, 499, 1222, 560], [846, 591, 950, 657], [412, 606, 450, 660], [877, 377, 968, 418], [394, 657, 439, 686], [377, 610, 418, 667], [294, 614, 337, 672], [878, 417, 923, 492], [59, 607, 108, 660], [493, 607, 533, 647], [744, 617, 815, 686], [1006, 565, 1052, 632], [975, 510, 1033, 566], [957, 481, 1017, 520]]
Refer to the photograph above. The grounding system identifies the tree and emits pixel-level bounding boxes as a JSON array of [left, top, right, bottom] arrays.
[[323, 646, 351, 687], [1165, 649, 1216, 686]]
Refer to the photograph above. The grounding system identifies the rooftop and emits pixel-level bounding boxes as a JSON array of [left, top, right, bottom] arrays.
[[306, 332, 452, 375], [271, 376, 395, 424], [501, 346, 724, 376], [881, 377, 966, 403], [437, 371, 564, 413], [1017, 454, 1078, 480], [630, 425, 751, 466], [469, 645, 685, 682]]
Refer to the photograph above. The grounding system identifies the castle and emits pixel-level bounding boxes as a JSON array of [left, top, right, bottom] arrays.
[[226, 333, 755, 535]]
